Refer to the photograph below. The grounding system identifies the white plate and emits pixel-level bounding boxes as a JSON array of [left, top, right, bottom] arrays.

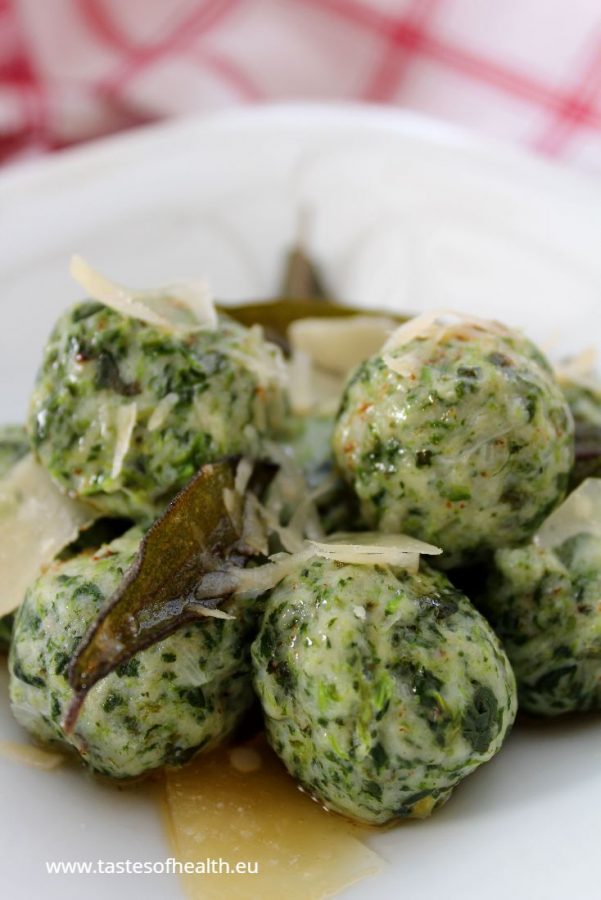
[[1, 104, 600, 900]]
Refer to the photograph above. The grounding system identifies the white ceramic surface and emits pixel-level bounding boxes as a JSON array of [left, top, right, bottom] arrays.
[[0, 104, 600, 900]]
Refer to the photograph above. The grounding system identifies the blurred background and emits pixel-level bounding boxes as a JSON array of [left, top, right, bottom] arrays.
[[2, 0, 601, 169]]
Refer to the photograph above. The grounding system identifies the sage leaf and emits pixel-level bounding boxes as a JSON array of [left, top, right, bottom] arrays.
[[65, 458, 270, 731]]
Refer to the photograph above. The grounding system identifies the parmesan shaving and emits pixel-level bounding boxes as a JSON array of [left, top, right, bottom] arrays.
[[187, 554, 305, 602], [261, 506, 307, 553], [0, 739, 64, 771], [383, 310, 511, 354], [0, 455, 98, 616], [383, 310, 444, 351], [193, 570, 245, 600], [289, 315, 396, 376], [382, 353, 421, 379], [288, 349, 316, 415], [232, 549, 314, 596], [189, 604, 235, 621], [534, 478, 601, 550], [70, 255, 217, 334], [263, 440, 324, 543], [234, 457, 254, 496], [147, 393, 179, 431], [382, 311, 514, 382], [111, 402, 137, 479], [288, 316, 397, 414], [164, 735, 381, 900], [163, 280, 218, 330], [223, 487, 241, 527], [232, 530, 443, 594], [190, 528, 443, 604], [288, 355, 346, 415], [241, 493, 270, 556], [308, 532, 442, 571]]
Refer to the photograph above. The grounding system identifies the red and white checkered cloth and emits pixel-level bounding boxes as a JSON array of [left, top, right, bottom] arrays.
[[3, 0, 601, 169]]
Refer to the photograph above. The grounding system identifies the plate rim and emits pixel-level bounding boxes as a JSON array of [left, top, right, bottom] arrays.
[[2, 101, 601, 202]]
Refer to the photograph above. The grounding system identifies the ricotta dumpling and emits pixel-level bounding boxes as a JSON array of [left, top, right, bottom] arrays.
[[484, 533, 601, 716], [9, 527, 258, 778], [29, 303, 287, 518], [252, 556, 517, 825], [333, 315, 574, 567]]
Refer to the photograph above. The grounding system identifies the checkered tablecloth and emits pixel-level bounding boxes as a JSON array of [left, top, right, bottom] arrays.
[[3, 0, 601, 169]]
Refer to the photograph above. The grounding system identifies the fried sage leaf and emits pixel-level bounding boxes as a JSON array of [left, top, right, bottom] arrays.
[[65, 459, 268, 730]]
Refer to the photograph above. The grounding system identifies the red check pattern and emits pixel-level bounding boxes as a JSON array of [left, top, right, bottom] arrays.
[[3, 0, 601, 168]]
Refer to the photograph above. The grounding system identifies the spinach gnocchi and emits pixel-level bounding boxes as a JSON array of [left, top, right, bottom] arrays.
[[9, 528, 259, 777], [333, 317, 574, 567], [483, 528, 601, 715], [252, 556, 517, 825], [29, 303, 287, 519], [4, 246, 599, 845]]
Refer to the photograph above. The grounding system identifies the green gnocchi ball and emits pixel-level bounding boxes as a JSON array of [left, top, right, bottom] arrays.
[[483, 533, 601, 716], [333, 319, 574, 567], [29, 303, 287, 518], [9, 527, 258, 778], [252, 557, 517, 825]]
